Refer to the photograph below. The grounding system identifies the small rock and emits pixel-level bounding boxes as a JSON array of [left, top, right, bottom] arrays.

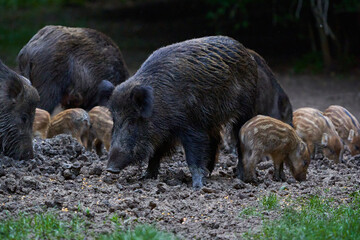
[[116, 183, 124, 190], [63, 169, 73, 180], [45, 200, 55, 208], [103, 174, 114, 184], [21, 176, 38, 189], [0, 167, 5, 177], [148, 201, 157, 209], [77, 154, 88, 162], [130, 183, 141, 190], [134, 189, 143, 194], [238, 193, 248, 199], [202, 187, 217, 193], [156, 183, 168, 193], [232, 179, 245, 189], [89, 166, 103, 176], [5, 178, 17, 193], [180, 192, 190, 199], [62, 163, 72, 169]]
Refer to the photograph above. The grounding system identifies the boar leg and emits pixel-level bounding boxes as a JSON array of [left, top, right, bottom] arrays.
[[273, 162, 286, 182], [143, 140, 176, 179], [307, 141, 315, 159], [94, 139, 104, 156], [206, 130, 221, 176], [180, 130, 210, 190], [233, 118, 250, 181], [81, 132, 89, 149], [272, 153, 286, 181]]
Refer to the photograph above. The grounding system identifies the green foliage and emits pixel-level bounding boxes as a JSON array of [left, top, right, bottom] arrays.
[[260, 193, 279, 210], [0, 4, 88, 66], [0, 212, 86, 239], [239, 206, 262, 218], [0, 0, 85, 9], [0, 212, 179, 240], [334, 0, 360, 13], [99, 225, 180, 240], [293, 52, 324, 74], [205, 0, 253, 33], [245, 191, 360, 240]]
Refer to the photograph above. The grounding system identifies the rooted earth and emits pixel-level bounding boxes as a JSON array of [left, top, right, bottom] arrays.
[[0, 74, 359, 239]]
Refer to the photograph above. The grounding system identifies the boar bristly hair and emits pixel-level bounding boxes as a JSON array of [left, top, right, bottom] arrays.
[[0, 59, 39, 160]]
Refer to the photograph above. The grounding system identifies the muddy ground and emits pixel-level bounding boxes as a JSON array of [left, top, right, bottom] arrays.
[[0, 73, 360, 239]]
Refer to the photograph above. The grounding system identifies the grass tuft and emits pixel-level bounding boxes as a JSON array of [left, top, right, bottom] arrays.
[[245, 191, 360, 239], [260, 193, 279, 210], [0, 212, 179, 240]]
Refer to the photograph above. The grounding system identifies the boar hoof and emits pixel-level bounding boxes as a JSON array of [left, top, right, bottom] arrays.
[[140, 171, 158, 180], [192, 181, 203, 191], [280, 172, 287, 182]]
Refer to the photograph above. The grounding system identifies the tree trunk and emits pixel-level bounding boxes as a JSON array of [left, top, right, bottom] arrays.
[[317, 23, 332, 71], [310, 0, 334, 72], [308, 22, 317, 52]]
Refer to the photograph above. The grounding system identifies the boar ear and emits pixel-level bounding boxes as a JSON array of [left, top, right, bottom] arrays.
[[131, 85, 154, 118], [7, 77, 24, 103], [348, 129, 355, 142], [321, 133, 329, 146]]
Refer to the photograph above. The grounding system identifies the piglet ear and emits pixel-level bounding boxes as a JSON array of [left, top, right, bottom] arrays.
[[321, 133, 329, 146], [130, 85, 154, 118], [348, 129, 355, 142], [7, 76, 24, 104]]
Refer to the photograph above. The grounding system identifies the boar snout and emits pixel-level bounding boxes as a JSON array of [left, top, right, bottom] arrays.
[[21, 150, 34, 160], [106, 147, 131, 173], [294, 171, 307, 182]]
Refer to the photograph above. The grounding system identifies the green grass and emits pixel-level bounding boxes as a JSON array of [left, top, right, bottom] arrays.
[[239, 206, 262, 218], [99, 225, 179, 240], [244, 191, 360, 240], [0, 212, 179, 240], [260, 193, 279, 210]]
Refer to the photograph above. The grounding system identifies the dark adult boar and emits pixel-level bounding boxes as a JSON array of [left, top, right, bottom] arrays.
[[107, 36, 258, 189], [249, 49, 293, 125], [0, 59, 39, 159], [222, 49, 293, 154], [17, 25, 130, 114]]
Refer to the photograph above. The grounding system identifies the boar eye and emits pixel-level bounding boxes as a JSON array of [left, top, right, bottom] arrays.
[[355, 146, 360, 151], [21, 114, 28, 123]]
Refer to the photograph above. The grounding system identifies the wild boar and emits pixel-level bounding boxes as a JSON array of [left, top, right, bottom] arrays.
[[323, 105, 360, 156], [17, 25, 129, 114], [293, 107, 344, 163], [221, 49, 293, 154], [107, 36, 258, 189], [88, 106, 113, 155], [0, 59, 39, 159], [240, 115, 310, 182], [33, 108, 50, 139], [47, 108, 90, 147]]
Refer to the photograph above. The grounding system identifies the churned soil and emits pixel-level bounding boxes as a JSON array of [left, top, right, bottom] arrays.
[[0, 74, 360, 239]]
